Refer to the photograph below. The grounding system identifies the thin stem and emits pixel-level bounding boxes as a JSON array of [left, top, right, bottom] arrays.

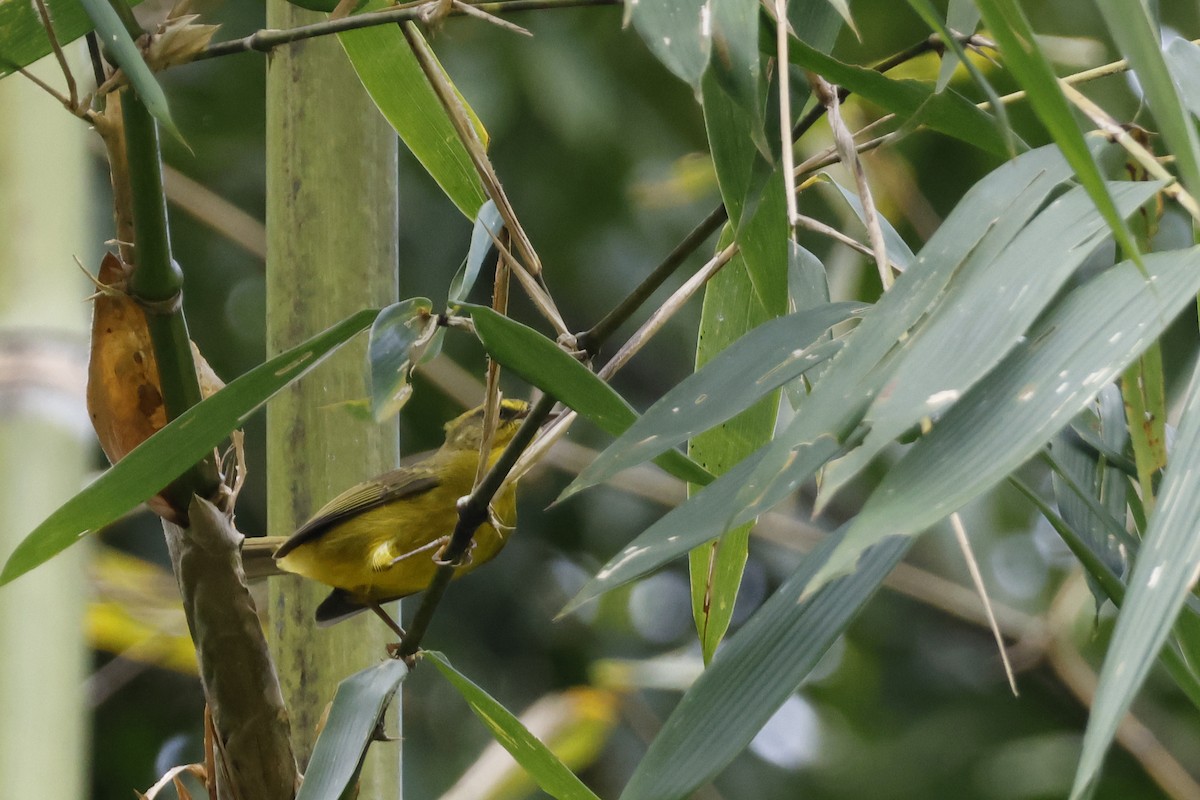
[[199, 0, 621, 60], [577, 203, 728, 356], [398, 393, 557, 657]]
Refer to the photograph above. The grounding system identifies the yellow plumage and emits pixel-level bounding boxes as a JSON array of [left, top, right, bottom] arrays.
[[268, 399, 529, 627]]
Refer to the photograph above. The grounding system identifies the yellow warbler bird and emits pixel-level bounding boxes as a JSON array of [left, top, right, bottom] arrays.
[[246, 399, 529, 634]]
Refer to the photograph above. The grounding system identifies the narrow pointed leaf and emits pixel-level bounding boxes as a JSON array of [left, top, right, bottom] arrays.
[[819, 180, 1161, 505], [784, 35, 1012, 157], [706, 0, 761, 117], [368, 297, 436, 422], [620, 532, 909, 800], [807, 246, 1200, 594], [935, 0, 981, 91], [1050, 385, 1128, 609], [1094, 0, 1200, 199], [80, 0, 182, 141], [972, 0, 1143, 268], [449, 201, 503, 304], [630, 0, 712, 89], [688, 241, 778, 662], [816, 174, 915, 270], [297, 660, 408, 800], [427, 651, 602, 800], [0, 0, 147, 78], [1164, 38, 1200, 120], [462, 305, 714, 487], [1, 309, 378, 585], [1071, 357, 1200, 798], [339, 5, 487, 217], [563, 146, 1075, 614], [733, 145, 1075, 528], [564, 301, 861, 498]]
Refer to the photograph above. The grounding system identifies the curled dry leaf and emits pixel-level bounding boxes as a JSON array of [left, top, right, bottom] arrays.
[[144, 13, 220, 72], [86, 252, 229, 521]]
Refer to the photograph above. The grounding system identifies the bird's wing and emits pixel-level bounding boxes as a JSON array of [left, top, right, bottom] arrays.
[[273, 467, 441, 558]]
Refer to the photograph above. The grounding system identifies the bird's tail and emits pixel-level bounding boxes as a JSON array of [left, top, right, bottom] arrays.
[[240, 535, 288, 580]]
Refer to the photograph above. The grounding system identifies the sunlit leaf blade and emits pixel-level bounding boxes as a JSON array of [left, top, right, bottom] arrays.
[[1050, 385, 1128, 609], [463, 305, 715, 487], [0, 309, 378, 585], [1094, 0, 1200, 199], [339, 6, 486, 217], [972, 0, 1143, 268], [784, 35, 1011, 156], [806, 246, 1200, 595], [367, 297, 435, 422], [297, 660, 408, 800], [819, 180, 1161, 506], [79, 0, 182, 140], [935, 0, 982, 91], [619, 533, 909, 800], [1072, 356, 1200, 798], [688, 239, 778, 663], [563, 146, 1074, 614], [426, 651, 602, 800], [630, 0, 712, 89], [815, 174, 915, 270], [0, 0, 148, 78], [733, 145, 1075, 528], [449, 201, 504, 304], [563, 301, 861, 498]]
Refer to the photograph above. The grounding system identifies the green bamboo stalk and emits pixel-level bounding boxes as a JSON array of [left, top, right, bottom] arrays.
[[265, 2, 401, 792], [0, 62, 91, 800]]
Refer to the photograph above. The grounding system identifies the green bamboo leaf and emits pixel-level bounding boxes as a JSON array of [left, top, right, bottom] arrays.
[[806, 246, 1200, 595], [1164, 38, 1200, 119], [818, 180, 1162, 506], [817, 0, 857, 37], [784, 34, 1013, 157], [563, 301, 860, 499], [706, 0, 761, 118], [462, 305, 715, 488], [688, 233, 778, 663], [426, 651, 602, 800], [630, 0, 712, 90], [935, 0, 981, 91], [1049, 385, 1129, 610], [814, 174, 915, 270], [367, 297, 436, 422], [448, 200, 503, 304], [79, 0, 182, 141], [0, 309, 378, 586], [1072, 356, 1200, 798], [973, 0, 1144, 268], [297, 660, 408, 800], [906, 0, 1015, 156], [732, 145, 1075, 533], [339, 4, 487, 217], [563, 146, 1074, 615], [1094, 0, 1200, 199], [701, 70, 770, 229], [620, 533, 909, 800], [0, 0, 148, 80]]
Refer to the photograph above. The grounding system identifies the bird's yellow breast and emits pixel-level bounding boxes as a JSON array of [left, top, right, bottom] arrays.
[[275, 453, 517, 603]]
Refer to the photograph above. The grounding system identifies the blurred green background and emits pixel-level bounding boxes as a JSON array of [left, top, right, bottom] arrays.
[[55, 0, 1200, 797]]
